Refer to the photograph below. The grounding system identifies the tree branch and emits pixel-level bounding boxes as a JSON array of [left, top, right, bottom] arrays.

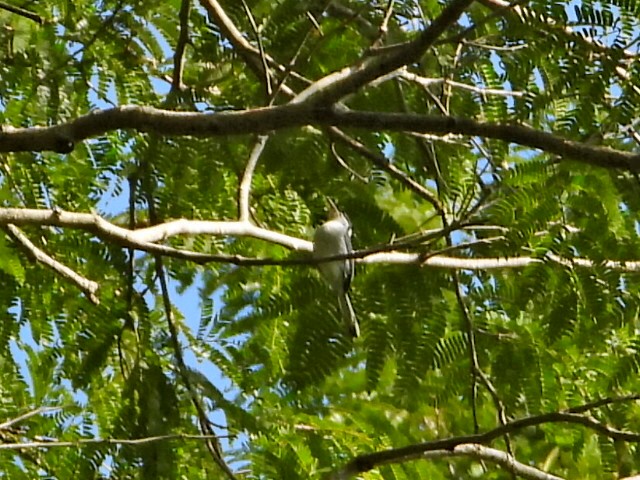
[[328, 127, 445, 215], [238, 135, 269, 221], [292, 0, 476, 104], [421, 444, 564, 480], [0, 1, 43, 24], [399, 69, 525, 97], [477, 0, 640, 59], [169, 0, 191, 93], [0, 406, 65, 431], [2, 105, 638, 170], [0, 433, 231, 450], [4, 224, 99, 304], [331, 408, 640, 478], [200, 0, 302, 96], [3, 208, 640, 272]]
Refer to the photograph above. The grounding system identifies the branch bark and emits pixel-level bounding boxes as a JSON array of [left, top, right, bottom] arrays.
[[2, 105, 638, 170], [3, 208, 640, 272], [330, 408, 640, 478], [422, 444, 564, 480], [4, 224, 99, 304]]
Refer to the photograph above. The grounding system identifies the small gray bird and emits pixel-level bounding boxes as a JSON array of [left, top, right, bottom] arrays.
[[313, 199, 360, 338]]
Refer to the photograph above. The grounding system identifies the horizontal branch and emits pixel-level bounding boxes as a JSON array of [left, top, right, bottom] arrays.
[[0, 208, 309, 251], [1, 105, 639, 170], [0, 433, 227, 451], [3, 208, 640, 273]]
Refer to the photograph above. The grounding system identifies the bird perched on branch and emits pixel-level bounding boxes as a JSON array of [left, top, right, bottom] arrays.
[[313, 199, 360, 338]]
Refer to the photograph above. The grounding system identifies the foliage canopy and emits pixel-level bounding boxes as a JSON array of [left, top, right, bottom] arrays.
[[1, 0, 640, 479]]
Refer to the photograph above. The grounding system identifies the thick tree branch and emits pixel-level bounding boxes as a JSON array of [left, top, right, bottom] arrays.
[[2, 105, 639, 169], [0, 208, 309, 251]]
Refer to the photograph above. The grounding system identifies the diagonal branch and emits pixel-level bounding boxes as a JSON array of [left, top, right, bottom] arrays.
[[477, 0, 640, 59], [330, 407, 640, 478], [0, 1, 43, 24], [567, 394, 640, 414], [292, 0, 476, 104], [200, 0, 304, 96], [241, 0, 272, 96], [0, 406, 65, 431], [154, 255, 237, 480], [141, 133, 236, 479], [421, 444, 564, 480], [4, 224, 99, 304], [328, 127, 445, 215]]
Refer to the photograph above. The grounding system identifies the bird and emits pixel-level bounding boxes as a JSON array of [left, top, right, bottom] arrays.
[[312, 199, 360, 338]]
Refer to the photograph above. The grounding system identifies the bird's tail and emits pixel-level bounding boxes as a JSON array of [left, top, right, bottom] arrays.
[[338, 292, 360, 338]]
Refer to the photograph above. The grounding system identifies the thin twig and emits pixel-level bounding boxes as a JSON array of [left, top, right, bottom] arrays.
[[328, 127, 446, 216], [154, 256, 236, 479], [566, 395, 640, 414], [268, 1, 333, 103], [0, 433, 230, 450], [0, 406, 66, 431], [372, 0, 395, 47], [452, 268, 480, 433], [401, 69, 525, 97], [200, 0, 302, 97], [476, 0, 640, 59], [241, 0, 272, 96], [141, 146, 237, 479], [329, 142, 368, 183]]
